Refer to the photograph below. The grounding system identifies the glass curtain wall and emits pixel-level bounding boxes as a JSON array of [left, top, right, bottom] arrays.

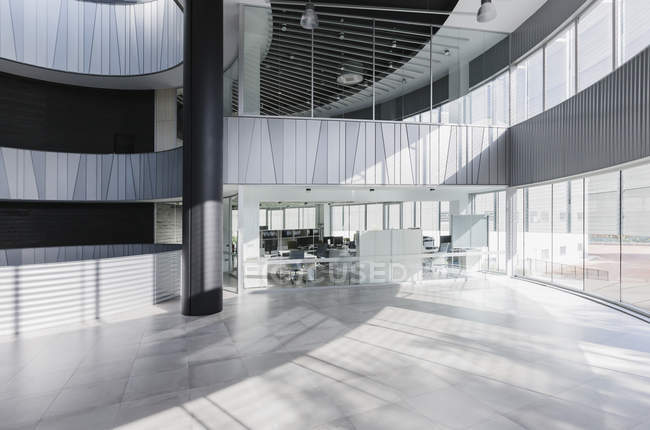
[[331, 201, 449, 244], [545, 25, 575, 109], [621, 165, 650, 310], [513, 163, 650, 313], [577, 0, 614, 92], [511, 50, 543, 124], [618, 0, 650, 63], [259, 207, 318, 230]]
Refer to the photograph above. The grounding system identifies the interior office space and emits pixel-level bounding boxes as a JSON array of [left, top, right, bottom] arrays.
[[1, 0, 650, 429]]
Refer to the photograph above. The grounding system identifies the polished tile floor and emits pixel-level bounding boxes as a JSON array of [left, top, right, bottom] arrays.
[[1, 275, 650, 429]]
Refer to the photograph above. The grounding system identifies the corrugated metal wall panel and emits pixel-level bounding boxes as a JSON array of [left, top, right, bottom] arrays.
[[511, 47, 650, 186]]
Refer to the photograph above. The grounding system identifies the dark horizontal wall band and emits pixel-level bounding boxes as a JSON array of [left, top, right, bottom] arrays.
[[469, 37, 510, 88], [340, 75, 449, 121], [510, 46, 650, 186], [0, 72, 154, 153], [0, 202, 154, 249], [510, 0, 588, 63], [0, 146, 182, 201], [0, 243, 181, 267]]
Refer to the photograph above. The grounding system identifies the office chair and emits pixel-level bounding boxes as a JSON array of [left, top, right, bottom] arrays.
[[287, 249, 305, 285]]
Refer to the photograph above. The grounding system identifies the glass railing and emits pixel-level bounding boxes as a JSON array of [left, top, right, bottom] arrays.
[[228, 5, 508, 122]]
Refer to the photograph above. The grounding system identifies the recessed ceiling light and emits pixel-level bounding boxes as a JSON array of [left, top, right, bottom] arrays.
[[391, 40, 397, 48], [443, 49, 451, 56], [337, 61, 363, 85], [339, 32, 345, 40], [281, 24, 287, 32]]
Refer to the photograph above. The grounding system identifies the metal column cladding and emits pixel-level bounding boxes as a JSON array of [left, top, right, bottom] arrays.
[[182, 0, 223, 316]]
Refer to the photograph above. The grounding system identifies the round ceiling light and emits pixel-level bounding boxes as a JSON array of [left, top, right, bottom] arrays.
[[476, 0, 497, 23], [337, 61, 363, 86], [300, 3, 319, 30]]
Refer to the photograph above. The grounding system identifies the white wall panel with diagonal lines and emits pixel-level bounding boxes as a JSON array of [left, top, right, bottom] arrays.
[[0, 0, 182, 76], [223, 117, 509, 186]]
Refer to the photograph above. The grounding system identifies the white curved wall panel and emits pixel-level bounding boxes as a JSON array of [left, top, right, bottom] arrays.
[[0, 0, 182, 76], [223, 117, 509, 186], [0, 147, 182, 201]]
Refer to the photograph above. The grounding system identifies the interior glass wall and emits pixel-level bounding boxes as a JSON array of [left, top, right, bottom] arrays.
[[577, 0, 614, 91]]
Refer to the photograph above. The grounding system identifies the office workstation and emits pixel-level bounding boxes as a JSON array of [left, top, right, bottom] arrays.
[[247, 201, 490, 288]]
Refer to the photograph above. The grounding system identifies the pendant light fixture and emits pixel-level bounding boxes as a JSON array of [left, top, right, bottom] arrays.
[[300, 2, 319, 30], [476, 0, 497, 23]]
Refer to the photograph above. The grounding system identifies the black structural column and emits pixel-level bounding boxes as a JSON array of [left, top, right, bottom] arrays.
[[182, 0, 223, 316]]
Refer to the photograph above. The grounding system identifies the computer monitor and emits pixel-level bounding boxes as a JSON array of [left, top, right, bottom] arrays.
[[439, 235, 452, 244], [333, 236, 344, 246], [296, 237, 313, 248], [263, 240, 277, 253], [287, 240, 298, 250]]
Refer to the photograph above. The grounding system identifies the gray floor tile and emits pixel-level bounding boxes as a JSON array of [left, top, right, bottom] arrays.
[[123, 368, 189, 402], [0, 393, 57, 430], [347, 403, 447, 430], [188, 358, 248, 389], [503, 395, 638, 430], [44, 378, 127, 418], [36, 404, 119, 430]]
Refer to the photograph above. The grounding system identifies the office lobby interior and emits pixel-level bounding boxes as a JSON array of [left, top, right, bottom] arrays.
[[1, 0, 650, 429]]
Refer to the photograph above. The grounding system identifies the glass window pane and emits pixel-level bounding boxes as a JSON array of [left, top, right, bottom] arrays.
[[578, 0, 614, 91], [270, 209, 283, 230], [619, 0, 650, 63], [403, 202, 415, 229], [622, 165, 650, 311], [514, 189, 525, 276], [440, 201, 450, 235], [511, 50, 543, 124], [497, 191, 506, 272], [545, 25, 575, 109], [285, 208, 299, 229], [553, 181, 584, 289], [331, 206, 344, 235], [367, 204, 383, 230], [491, 72, 510, 127], [525, 185, 552, 282], [300, 207, 316, 229], [259, 209, 267, 227], [585, 171, 620, 301], [388, 203, 400, 229], [469, 84, 489, 125]]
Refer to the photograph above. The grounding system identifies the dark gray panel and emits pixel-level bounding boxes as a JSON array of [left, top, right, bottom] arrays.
[[469, 37, 510, 88], [510, 47, 650, 186], [0, 202, 154, 249], [510, 0, 588, 62]]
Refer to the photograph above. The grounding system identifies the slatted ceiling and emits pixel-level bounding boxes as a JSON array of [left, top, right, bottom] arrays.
[[259, 0, 460, 116]]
